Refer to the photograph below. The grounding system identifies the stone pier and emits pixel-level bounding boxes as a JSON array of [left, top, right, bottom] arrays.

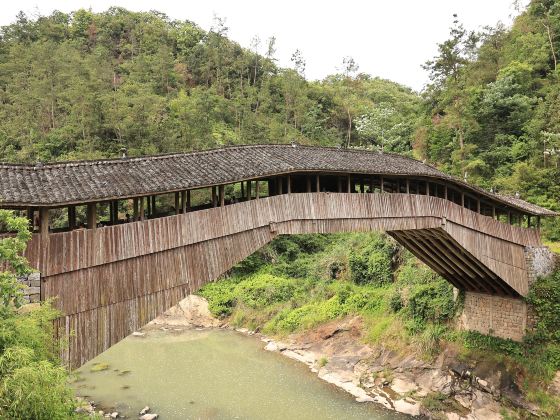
[[460, 246, 557, 341]]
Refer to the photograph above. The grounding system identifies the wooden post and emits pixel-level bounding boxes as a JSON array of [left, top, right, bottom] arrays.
[[527, 215, 532, 228], [139, 198, 145, 221], [87, 203, 97, 229], [444, 185, 448, 200], [337, 177, 342, 193], [287, 175, 291, 194], [369, 177, 374, 193], [175, 192, 180, 214], [347, 176, 351, 193], [114, 200, 119, 223], [146, 196, 151, 217], [477, 198, 481, 214], [151, 196, 156, 217], [254, 182, 259, 200], [186, 190, 191, 212], [406, 179, 410, 194], [246, 181, 252, 201], [461, 193, 465, 208], [220, 185, 226, 205], [426, 181, 430, 196], [508, 211, 512, 224], [278, 178, 283, 195], [181, 191, 186, 214], [492, 206, 496, 219], [68, 205, 76, 230], [306, 176, 311, 192], [380, 176, 384, 193], [39, 207, 49, 239], [241, 181, 246, 199], [360, 177, 364, 193], [316, 175, 320, 192], [212, 186, 217, 207]]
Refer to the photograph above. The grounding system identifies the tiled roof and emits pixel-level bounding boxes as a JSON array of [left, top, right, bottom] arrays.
[[0, 144, 556, 216]]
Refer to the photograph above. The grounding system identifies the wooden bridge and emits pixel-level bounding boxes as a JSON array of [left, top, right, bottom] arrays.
[[0, 145, 557, 367]]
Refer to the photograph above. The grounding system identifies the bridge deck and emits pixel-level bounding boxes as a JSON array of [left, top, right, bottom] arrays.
[[15, 192, 539, 367]]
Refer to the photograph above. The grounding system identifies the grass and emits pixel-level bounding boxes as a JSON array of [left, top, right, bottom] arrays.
[[544, 241, 560, 255]]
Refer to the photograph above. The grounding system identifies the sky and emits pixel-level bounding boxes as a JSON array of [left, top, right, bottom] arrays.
[[0, 0, 531, 91]]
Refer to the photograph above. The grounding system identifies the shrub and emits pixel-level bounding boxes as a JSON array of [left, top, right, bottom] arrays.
[[198, 279, 238, 317], [349, 233, 395, 285], [526, 269, 560, 343], [234, 274, 301, 308], [406, 279, 456, 324]]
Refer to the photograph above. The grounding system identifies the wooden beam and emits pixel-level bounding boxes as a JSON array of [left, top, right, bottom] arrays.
[[287, 175, 291, 194], [246, 181, 252, 201], [39, 207, 49, 240], [186, 190, 191, 212], [241, 181, 245, 198], [181, 191, 187, 214], [316, 175, 320, 192], [306, 176, 311, 193], [406, 179, 410, 194], [68, 206, 76, 230], [426, 181, 430, 196], [477, 197, 481, 214], [212, 186, 217, 207], [347, 175, 351, 193], [87, 203, 97, 229], [219, 185, 225, 206], [380, 176, 384, 193], [175, 192, 180, 215]]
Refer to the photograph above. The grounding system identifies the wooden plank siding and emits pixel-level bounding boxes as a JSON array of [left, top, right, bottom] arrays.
[[11, 193, 542, 368]]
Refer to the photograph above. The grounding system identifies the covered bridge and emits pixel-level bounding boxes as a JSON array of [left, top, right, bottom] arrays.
[[0, 144, 557, 367]]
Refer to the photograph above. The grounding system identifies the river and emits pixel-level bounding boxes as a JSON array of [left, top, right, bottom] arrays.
[[73, 329, 409, 419]]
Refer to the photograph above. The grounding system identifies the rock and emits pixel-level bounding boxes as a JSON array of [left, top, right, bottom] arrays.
[[393, 399, 420, 416], [264, 341, 278, 352], [549, 371, 560, 396], [390, 377, 417, 394], [132, 331, 145, 337], [139, 406, 150, 415], [110, 412, 119, 418], [139, 414, 159, 420]]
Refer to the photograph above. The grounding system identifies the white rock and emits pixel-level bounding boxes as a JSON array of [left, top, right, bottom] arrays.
[[110, 412, 119, 418], [132, 331, 145, 337], [393, 399, 420, 416], [139, 414, 158, 420], [390, 377, 417, 394], [264, 342, 278, 352], [139, 406, 150, 415]]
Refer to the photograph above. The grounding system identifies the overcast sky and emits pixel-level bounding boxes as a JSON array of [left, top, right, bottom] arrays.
[[0, 0, 530, 91]]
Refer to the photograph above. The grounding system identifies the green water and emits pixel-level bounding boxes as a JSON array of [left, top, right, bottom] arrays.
[[74, 329, 408, 419]]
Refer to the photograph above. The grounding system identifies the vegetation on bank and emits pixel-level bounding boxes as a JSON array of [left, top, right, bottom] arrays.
[[199, 232, 560, 415], [0, 211, 82, 419]]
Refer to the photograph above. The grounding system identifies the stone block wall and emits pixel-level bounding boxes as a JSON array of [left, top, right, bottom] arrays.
[[524, 246, 558, 286], [460, 245, 557, 341], [460, 292, 529, 341], [18, 272, 41, 304]]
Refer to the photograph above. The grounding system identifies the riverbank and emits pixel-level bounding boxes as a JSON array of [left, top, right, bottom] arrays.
[[144, 294, 540, 419]]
